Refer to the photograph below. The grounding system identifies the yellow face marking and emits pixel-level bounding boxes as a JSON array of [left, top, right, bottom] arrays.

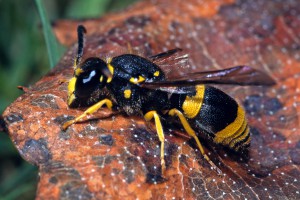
[[100, 75, 103, 82], [213, 106, 246, 144], [67, 77, 77, 105], [75, 68, 84, 76], [67, 94, 76, 106], [182, 85, 205, 118], [153, 71, 160, 77], [129, 76, 145, 84], [123, 89, 132, 99]]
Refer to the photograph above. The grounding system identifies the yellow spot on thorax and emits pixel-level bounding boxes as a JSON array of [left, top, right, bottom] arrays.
[[124, 89, 132, 99], [129, 76, 145, 84], [182, 85, 205, 118], [154, 71, 160, 77]]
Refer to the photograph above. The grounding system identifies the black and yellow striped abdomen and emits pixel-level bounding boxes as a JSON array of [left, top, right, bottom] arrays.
[[170, 85, 250, 152]]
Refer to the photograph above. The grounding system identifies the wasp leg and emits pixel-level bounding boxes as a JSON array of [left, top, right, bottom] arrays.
[[62, 99, 113, 130], [168, 108, 221, 174], [58, 79, 68, 85], [144, 111, 166, 174]]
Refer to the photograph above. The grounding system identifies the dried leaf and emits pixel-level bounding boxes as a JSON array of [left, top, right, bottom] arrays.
[[3, 0, 300, 199]]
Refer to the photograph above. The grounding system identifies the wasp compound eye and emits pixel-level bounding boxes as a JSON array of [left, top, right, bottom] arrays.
[[75, 70, 99, 98]]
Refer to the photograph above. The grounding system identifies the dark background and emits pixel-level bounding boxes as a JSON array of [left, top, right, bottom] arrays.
[[0, 0, 137, 199]]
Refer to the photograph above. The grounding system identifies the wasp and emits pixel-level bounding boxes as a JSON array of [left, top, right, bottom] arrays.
[[62, 25, 275, 173]]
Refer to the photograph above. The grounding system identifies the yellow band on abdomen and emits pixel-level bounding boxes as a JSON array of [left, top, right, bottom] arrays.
[[182, 85, 205, 119], [213, 106, 246, 144]]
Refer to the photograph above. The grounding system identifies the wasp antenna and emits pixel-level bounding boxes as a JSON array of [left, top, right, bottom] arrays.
[[75, 25, 87, 67]]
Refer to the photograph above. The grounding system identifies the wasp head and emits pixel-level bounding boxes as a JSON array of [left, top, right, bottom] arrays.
[[67, 57, 112, 107]]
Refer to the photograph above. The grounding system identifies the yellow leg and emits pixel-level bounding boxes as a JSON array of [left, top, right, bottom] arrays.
[[169, 108, 221, 174], [58, 79, 68, 85], [144, 111, 166, 174], [62, 99, 113, 130]]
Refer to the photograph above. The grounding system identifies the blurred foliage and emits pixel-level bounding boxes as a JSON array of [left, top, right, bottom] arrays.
[[0, 0, 137, 199]]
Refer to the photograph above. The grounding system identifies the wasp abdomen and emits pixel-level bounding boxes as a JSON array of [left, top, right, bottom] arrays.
[[171, 85, 250, 152]]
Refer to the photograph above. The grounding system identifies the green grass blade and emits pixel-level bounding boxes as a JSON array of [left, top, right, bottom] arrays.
[[0, 163, 37, 195], [1, 184, 35, 200], [66, 0, 111, 18], [35, 0, 63, 68]]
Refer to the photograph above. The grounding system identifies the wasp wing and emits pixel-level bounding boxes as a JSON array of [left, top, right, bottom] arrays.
[[148, 48, 183, 61], [149, 48, 190, 77], [149, 86, 200, 94], [141, 65, 276, 89]]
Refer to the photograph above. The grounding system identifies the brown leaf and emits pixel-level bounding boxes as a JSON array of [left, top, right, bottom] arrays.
[[3, 0, 300, 199]]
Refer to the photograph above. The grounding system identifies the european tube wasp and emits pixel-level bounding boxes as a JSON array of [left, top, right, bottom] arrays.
[[62, 25, 275, 174]]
